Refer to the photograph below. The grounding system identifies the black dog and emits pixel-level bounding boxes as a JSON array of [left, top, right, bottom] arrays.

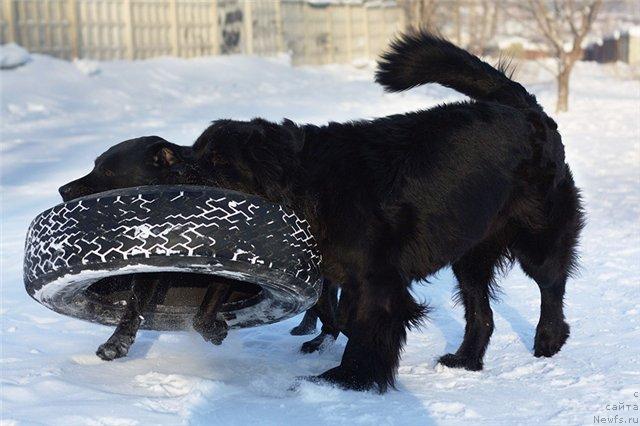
[[59, 136, 232, 360], [191, 30, 585, 392], [58, 136, 336, 358]]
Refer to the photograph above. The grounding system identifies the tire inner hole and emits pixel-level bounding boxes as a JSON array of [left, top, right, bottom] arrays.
[[86, 273, 263, 313]]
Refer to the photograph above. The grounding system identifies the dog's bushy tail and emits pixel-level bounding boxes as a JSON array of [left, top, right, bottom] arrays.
[[375, 29, 539, 110], [377, 29, 571, 186]]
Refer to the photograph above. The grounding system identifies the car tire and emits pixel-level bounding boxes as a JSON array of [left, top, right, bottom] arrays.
[[23, 185, 322, 330]]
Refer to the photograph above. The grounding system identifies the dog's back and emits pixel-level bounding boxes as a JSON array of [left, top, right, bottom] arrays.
[[375, 30, 566, 185]]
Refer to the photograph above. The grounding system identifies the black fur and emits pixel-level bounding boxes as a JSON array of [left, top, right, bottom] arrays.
[[291, 279, 341, 354], [58, 136, 201, 200], [192, 30, 585, 392], [376, 30, 534, 109]]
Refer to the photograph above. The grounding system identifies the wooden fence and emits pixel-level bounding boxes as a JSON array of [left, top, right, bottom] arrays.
[[282, 1, 403, 66], [0, 0, 404, 64]]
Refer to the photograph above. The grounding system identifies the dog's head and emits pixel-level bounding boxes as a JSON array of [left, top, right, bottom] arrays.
[[193, 119, 303, 205], [59, 136, 199, 201]]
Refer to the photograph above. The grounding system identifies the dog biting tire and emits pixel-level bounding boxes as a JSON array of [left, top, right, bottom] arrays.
[[23, 185, 322, 330]]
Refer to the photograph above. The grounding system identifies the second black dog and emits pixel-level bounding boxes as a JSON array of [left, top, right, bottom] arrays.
[[59, 137, 231, 360]]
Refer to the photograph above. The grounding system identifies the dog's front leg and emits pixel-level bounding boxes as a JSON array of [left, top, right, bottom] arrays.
[[290, 309, 318, 336], [96, 274, 160, 361], [192, 282, 232, 345], [300, 279, 340, 353], [316, 271, 426, 392]]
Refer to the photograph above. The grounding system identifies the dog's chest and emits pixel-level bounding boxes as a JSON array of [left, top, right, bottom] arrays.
[[316, 239, 365, 286]]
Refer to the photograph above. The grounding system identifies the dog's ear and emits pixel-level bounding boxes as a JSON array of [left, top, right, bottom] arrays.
[[153, 146, 178, 167], [281, 118, 305, 153]]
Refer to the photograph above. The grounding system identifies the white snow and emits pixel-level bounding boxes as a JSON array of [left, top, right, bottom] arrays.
[[0, 43, 30, 70], [1, 51, 639, 425], [73, 59, 101, 77]]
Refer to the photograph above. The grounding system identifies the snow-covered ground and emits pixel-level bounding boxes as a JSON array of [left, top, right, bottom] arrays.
[[1, 51, 639, 425]]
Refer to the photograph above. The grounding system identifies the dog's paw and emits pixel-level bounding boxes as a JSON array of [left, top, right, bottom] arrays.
[[316, 366, 375, 392], [193, 317, 228, 345], [96, 340, 130, 361], [438, 353, 483, 371], [290, 324, 316, 336], [534, 320, 569, 357], [288, 375, 317, 392], [300, 333, 335, 354]]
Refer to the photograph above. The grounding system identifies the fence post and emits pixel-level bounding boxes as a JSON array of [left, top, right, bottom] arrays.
[[66, 0, 79, 59], [363, 5, 370, 58], [273, 0, 284, 53], [397, 3, 407, 30], [210, 0, 219, 54], [301, 1, 308, 65], [123, 0, 134, 59], [325, 5, 333, 63], [3, 0, 16, 43], [243, 0, 253, 55], [346, 4, 352, 62], [169, 0, 179, 56], [42, 0, 53, 53]]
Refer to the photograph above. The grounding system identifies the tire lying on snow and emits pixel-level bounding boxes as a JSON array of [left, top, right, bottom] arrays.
[[23, 185, 322, 330]]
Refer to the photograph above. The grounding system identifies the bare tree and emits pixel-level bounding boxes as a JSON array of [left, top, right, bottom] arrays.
[[400, 0, 501, 55], [399, 0, 439, 30], [468, 1, 501, 55], [520, 0, 603, 112]]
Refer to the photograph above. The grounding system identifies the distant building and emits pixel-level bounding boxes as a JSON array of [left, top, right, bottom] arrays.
[[618, 28, 640, 64], [584, 27, 640, 65]]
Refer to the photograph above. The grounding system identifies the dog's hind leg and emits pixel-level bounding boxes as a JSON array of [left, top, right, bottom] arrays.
[[290, 309, 318, 336], [300, 280, 339, 353], [96, 274, 159, 361], [514, 177, 584, 358], [439, 240, 503, 371], [522, 261, 570, 358]]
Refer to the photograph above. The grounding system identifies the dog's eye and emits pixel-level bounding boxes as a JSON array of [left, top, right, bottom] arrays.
[[103, 169, 115, 177]]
